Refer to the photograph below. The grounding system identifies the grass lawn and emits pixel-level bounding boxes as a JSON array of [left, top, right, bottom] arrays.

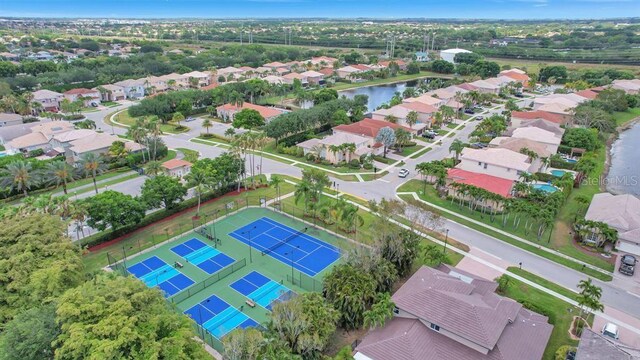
[[507, 267, 578, 302], [360, 171, 389, 181], [435, 129, 448, 136], [111, 110, 189, 134], [0, 144, 4, 151], [409, 147, 432, 159], [488, 57, 640, 77], [294, 163, 359, 181], [160, 150, 177, 162], [261, 141, 371, 175], [397, 180, 613, 280], [329, 71, 456, 91], [446, 123, 458, 129], [393, 144, 424, 157], [613, 108, 640, 126], [82, 181, 296, 273], [102, 101, 120, 107], [372, 155, 394, 164], [500, 275, 580, 360], [176, 147, 199, 162]]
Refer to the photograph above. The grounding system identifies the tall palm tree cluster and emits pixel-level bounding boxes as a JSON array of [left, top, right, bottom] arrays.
[[230, 131, 269, 189], [0, 154, 107, 198], [126, 116, 165, 163], [0, 92, 35, 115], [327, 143, 356, 163], [573, 219, 618, 248]]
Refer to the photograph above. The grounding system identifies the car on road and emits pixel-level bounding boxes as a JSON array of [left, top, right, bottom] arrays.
[[185, 117, 197, 122], [515, 93, 524, 98], [464, 108, 474, 114], [476, 116, 484, 121], [619, 254, 637, 276], [398, 169, 410, 178], [602, 323, 620, 340]]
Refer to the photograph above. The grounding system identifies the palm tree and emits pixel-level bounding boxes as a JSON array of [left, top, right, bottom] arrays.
[[384, 114, 399, 124], [45, 161, 76, 195], [269, 175, 284, 203], [448, 139, 465, 162], [577, 278, 604, 323], [406, 111, 419, 129], [172, 112, 185, 128], [202, 118, 212, 134], [145, 160, 163, 177], [187, 171, 208, 214], [1, 161, 36, 196], [79, 153, 106, 194]]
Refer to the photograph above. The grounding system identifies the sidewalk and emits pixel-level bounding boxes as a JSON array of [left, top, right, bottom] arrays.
[[397, 191, 613, 277]]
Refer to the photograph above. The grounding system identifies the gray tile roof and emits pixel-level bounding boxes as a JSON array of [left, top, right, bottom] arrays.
[[576, 329, 640, 359]]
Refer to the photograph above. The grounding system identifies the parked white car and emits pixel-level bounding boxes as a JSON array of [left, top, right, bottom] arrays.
[[398, 169, 410, 178], [602, 323, 619, 340]]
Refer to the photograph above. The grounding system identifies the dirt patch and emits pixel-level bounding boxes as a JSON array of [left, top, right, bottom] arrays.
[[324, 327, 368, 357]]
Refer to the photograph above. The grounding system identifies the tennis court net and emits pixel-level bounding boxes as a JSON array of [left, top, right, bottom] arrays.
[[261, 227, 307, 256]]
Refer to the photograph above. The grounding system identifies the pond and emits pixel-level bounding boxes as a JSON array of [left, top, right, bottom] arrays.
[[606, 122, 640, 196], [339, 80, 418, 113]]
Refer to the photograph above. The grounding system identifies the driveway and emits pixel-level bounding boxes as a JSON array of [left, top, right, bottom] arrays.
[[612, 252, 640, 296]]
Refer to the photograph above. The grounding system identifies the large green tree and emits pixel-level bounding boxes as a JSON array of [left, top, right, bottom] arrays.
[[0, 214, 83, 324], [323, 263, 377, 330], [232, 108, 265, 130], [0, 304, 59, 360], [54, 274, 208, 360], [141, 175, 188, 210], [83, 190, 146, 231]]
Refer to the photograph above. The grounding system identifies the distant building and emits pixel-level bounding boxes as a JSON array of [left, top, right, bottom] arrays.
[[440, 48, 472, 64], [0, 113, 23, 127], [162, 159, 192, 178], [415, 51, 429, 62]]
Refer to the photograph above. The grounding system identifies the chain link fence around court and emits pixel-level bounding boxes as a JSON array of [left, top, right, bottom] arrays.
[[286, 272, 323, 293], [169, 258, 247, 304]]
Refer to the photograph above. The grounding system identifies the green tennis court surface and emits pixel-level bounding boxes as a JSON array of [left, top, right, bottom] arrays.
[[118, 207, 351, 344]]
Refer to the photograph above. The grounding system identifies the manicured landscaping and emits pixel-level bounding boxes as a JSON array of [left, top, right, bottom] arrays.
[[360, 171, 388, 181], [393, 144, 424, 157], [262, 141, 373, 175], [409, 146, 432, 159], [499, 275, 579, 360], [397, 180, 613, 281], [111, 110, 190, 134], [613, 107, 640, 126], [507, 267, 579, 302]]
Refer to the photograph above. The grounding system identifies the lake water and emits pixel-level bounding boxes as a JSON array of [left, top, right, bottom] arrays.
[[339, 80, 418, 113], [606, 122, 640, 196]]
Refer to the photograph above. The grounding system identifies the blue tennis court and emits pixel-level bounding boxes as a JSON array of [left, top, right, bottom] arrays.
[[230, 271, 296, 311], [184, 295, 258, 339], [170, 238, 235, 274], [127, 256, 194, 297], [229, 217, 340, 276]]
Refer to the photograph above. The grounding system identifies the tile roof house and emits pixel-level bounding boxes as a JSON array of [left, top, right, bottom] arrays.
[[510, 110, 566, 127], [282, 72, 308, 86], [510, 127, 562, 154], [500, 71, 531, 85], [263, 61, 288, 69], [216, 103, 285, 123], [371, 105, 431, 132], [0, 113, 23, 127], [507, 119, 566, 138], [336, 65, 368, 79], [32, 89, 64, 112], [162, 159, 192, 178], [63, 88, 101, 106], [67, 132, 143, 163], [183, 71, 211, 87], [585, 193, 640, 255], [457, 148, 535, 181], [575, 89, 598, 100], [95, 84, 125, 101], [113, 78, 146, 99], [575, 328, 640, 359], [489, 137, 552, 158], [6, 121, 75, 155], [403, 94, 445, 108], [297, 132, 373, 164], [354, 265, 553, 360], [611, 79, 640, 95], [447, 168, 515, 200], [468, 79, 501, 94], [299, 70, 326, 85], [334, 118, 415, 139]]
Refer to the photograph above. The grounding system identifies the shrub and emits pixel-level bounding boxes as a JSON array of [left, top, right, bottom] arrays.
[[535, 172, 555, 183], [349, 159, 361, 169], [363, 163, 373, 170], [305, 153, 316, 162], [321, 160, 332, 166], [22, 117, 39, 123], [27, 148, 44, 157], [555, 345, 577, 360]]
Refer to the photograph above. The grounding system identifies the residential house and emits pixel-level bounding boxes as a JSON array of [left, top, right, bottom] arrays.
[[309, 56, 338, 68], [575, 89, 598, 100], [403, 94, 445, 108], [333, 118, 416, 147], [262, 75, 285, 85], [510, 127, 563, 154], [415, 51, 429, 62], [510, 110, 566, 127], [183, 71, 211, 87], [32, 89, 64, 112], [141, 76, 169, 93], [371, 104, 432, 132], [378, 59, 407, 70], [457, 148, 535, 181], [96, 84, 126, 102], [0, 113, 23, 127], [282, 72, 308, 86], [159, 73, 189, 89], [354, 265, 553, 360], [0, 122, 41, 145], [575, 329, 640, 359], [336, 65, 368, 79], [440, 48, 472, 64], [162, 159, 192, 178], [585, 193, 640, 255], [446, 168, 514, 210], [508, 118, 566, 138], [468, 79, 501, 94], [5, 121, 74, 155], [297, 132, 372, 163], [0, 52, 19, 61], [63, 88, 101, 106], [299, 70, 326, 85], [66, 132, 143, 163], [500, 70, 531, 86], [216, 66, 244, 81], [113, 78, 146, 99], [612, 79, 640, 95], [216, 103, 285, 123], [489, 137, 552, 171], [263, 61, 288, 70]]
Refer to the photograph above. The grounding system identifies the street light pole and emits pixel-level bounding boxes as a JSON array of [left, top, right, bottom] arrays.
[[443, 229, 449, 254], [242, 225, 256, 263]]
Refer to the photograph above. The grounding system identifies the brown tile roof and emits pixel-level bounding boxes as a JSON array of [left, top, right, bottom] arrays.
[[575, 89, 598, 100], [511, 110, 564, 124], [334, 118, 411, 138], [355, 266, 553, 360], [447, 168, 514, 198], [162, 159, 193, 170], [500, 71, 530, 82], [399, 101, 437, 114], [217, 103, 284, 119], [63, 88, 98, 95]]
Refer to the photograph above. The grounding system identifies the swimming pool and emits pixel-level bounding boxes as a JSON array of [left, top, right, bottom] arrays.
[[532, 184, 559, 193], [0, 151, 6, 158], [565, 158, 577, 164], [550, 170, 572, 178]]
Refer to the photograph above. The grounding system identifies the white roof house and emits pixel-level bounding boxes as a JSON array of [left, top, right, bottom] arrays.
[[457, 148, 534, 181], [511, 127, 562, 154], [585, 193, 640, 255], [440, 48, 472, 64]]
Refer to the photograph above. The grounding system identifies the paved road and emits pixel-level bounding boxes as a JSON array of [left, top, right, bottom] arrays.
[[93, 100, 640, 328]]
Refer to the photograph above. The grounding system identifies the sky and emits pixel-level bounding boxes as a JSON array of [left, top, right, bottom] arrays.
[[0, 0, 638, 19]]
